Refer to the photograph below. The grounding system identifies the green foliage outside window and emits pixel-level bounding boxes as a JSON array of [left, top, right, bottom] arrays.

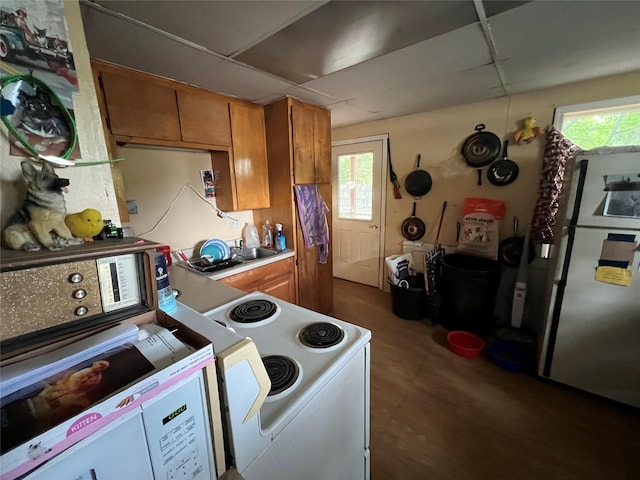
[[562, 111, 640, 149]]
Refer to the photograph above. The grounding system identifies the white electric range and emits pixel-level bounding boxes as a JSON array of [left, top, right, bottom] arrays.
[[175, 292, 371, 480]]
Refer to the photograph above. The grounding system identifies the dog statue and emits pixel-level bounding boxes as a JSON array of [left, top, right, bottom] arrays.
[[3, 161, 84, 251]]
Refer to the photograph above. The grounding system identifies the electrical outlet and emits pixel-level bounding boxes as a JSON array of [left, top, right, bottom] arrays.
[[229, 217, 239, 228]]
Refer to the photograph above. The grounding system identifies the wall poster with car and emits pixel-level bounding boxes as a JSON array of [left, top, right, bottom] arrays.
[[1, 0, 81, 159]]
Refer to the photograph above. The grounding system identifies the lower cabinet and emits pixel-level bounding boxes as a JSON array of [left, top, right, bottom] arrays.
[[217, 257, 296, 304]]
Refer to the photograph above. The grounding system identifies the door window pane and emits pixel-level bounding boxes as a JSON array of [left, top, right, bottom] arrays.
[[337, 152, 373, 220]]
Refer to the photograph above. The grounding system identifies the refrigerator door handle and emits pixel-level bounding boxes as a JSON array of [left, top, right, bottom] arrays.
[[569, 159, 589, 226]]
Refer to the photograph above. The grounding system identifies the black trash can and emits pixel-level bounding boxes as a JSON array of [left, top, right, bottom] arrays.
[[388, 275, 429, 320], [440, 253, 502, 334]]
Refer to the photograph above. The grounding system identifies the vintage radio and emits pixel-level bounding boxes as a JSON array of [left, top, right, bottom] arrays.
[[0, 238, 160, 357]]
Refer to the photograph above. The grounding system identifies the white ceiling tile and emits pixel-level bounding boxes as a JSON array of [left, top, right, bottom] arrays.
[[490, 1, 640, 91], [327, 103, 383, 128], [185, 62, 293, 101], [345, 65, 504, 118], [303, 23, 492, 100], [92, 0, 326, 56], [82, 7, 222, 83]]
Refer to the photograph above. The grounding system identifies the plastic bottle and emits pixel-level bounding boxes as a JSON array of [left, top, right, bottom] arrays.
[[243, 222, 260, 248], [275, 223, 286, 252], [262, 220, 274, 248], [155, 253, 177, 313]]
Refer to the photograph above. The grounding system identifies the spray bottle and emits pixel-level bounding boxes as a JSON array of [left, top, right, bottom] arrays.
[[275, 223, 286, 252]]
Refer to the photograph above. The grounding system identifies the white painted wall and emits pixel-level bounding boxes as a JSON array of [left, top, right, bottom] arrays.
[[333, 70, 640, 330], [333, 70, 640, 258], [117, 146, 254, 253], [0, 0, 119, 234]]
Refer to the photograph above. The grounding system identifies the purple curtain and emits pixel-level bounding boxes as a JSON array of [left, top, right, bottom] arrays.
[[530, 127, 579, 244]]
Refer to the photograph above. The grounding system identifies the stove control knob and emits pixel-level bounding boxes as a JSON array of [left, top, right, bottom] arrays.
[[75, 306, 88, 316]]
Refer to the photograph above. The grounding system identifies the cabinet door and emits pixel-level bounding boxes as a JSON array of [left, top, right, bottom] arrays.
[[291, 102, 316, 184], [313, 107, 332, 184], [177, 88, 231, 146], [230, 102, 270, 210], [100, 71, 181, 141], [218, 258, 295, 303], [295, 183, 333, 314]]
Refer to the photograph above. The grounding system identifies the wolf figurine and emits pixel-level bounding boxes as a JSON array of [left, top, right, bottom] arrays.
[[3, 161, 84, 251]]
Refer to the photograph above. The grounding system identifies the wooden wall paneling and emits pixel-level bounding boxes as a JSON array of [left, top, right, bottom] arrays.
[[177, 87, 232, 146]]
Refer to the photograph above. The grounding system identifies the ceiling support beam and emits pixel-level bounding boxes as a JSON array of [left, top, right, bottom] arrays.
[[472, 0, 508, 95]]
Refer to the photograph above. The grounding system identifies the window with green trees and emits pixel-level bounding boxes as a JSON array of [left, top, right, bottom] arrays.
[[337, 152, 373, 220], [554, 96, 640, 149]]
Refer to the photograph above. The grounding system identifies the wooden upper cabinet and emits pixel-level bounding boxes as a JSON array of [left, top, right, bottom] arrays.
[[313, 107, 332, 184], [100, 70, 181, 141], [291, 102, 316, 184], [291, 100, 331, 184], [213, 102, 270, 211], [176, 88, 231, 146]]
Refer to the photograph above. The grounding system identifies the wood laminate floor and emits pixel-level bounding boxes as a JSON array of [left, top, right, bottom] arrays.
[[329, 278, 640, 480]]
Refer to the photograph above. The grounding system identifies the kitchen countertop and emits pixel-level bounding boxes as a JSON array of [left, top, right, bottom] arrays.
[[207, 249, 294, 280], [168, 249, 294, 313]]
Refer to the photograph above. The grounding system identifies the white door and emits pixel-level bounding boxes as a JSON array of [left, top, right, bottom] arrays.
[[332, 138, 385, 287]]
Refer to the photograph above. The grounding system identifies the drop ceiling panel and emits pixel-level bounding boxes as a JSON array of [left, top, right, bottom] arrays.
[[491, 1, 640, 91], [235, 0, 479, 84], [186, 61, 293, 102], [81, 6, 222, 83], [345, 65, 503, 117], [327, 103, 380, 128], [302, 23, 492, 100], [254, 86, 338, 107], [92, 0, 325, 56]]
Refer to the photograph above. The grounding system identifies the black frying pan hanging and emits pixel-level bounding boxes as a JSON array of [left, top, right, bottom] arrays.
[[487, 140, 519, 186], [405, 154, 432, 197], [401, 202, 426, 241], [461, 124, 501, 186]]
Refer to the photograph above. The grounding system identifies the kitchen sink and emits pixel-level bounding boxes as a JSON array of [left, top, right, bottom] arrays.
[[176, 247, 280, 276], [236, 247, 278, 260]]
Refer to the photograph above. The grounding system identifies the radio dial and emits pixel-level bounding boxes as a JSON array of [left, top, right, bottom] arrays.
[[69, 273, 84, 283], [73, 289, 87, 299]]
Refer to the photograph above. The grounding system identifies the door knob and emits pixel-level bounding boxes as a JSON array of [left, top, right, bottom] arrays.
[[369, 224, 380, 230]]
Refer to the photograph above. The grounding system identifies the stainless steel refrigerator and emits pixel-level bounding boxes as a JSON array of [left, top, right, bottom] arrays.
[[539, 151, 640, 408]]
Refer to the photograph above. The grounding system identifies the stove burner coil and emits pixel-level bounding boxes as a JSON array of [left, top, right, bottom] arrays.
[[299, 322, 345, 348], [230, 299, 278, 323], [262, 355, 299, 396]]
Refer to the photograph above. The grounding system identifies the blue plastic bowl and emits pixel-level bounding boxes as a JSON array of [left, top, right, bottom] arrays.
[[487, 341, 530, 372]]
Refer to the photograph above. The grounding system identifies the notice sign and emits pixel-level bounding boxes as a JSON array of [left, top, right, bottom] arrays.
[[595, 266, 633, 286]]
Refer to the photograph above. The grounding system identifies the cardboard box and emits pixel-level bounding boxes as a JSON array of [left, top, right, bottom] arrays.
[[0, 311, 217, 480]]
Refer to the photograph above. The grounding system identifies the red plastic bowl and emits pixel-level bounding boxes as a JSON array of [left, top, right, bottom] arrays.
[[447, 331, 485, 357]]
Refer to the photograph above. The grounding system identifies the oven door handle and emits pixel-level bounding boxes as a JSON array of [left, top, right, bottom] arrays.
[[218, 338, 270, 423]]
